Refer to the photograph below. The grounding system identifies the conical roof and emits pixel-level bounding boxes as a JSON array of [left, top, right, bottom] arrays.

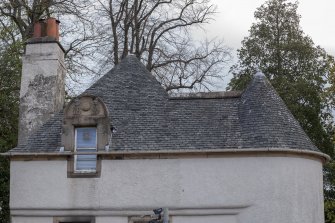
[[85, 55, 168, 108], [238, 72, 318, 151], [83, 55, 169, 150]]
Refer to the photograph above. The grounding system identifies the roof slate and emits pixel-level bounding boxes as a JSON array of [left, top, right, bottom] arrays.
[[11, 55, 319, 153]]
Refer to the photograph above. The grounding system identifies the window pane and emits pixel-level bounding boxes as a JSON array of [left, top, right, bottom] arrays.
[[76, 149, 97, 171], [76, 127, 96, 148], [75, 128, 97, 172], [76, 156, 97, 171]]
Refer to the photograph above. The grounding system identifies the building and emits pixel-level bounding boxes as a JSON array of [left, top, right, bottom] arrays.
[[6, 18, 329, 223]]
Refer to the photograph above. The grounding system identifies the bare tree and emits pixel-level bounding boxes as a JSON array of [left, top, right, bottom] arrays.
[[0, 0, 90, 39], [96, 0, 231, 92], [0, 0, 104, 94], [0, 0, 231, 93]]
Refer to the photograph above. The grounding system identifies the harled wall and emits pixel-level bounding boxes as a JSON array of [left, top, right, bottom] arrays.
[[10, 155, 324, 223]]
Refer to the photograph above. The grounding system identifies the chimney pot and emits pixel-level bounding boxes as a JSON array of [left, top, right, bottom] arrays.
[[33, 22, 42, 38], [56, 20, 60, 40], [46, 18, 60, 40], [31, 18, 60, 42]]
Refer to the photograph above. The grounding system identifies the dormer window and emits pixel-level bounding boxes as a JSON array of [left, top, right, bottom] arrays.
[[75, 127, 97, 172], [62, 95, 111, 178]]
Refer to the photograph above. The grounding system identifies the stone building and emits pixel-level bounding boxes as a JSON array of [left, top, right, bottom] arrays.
[[6, 18, 329, 223]]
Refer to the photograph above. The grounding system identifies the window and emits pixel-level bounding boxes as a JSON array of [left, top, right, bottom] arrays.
[[129, 216, 170, 223], [54, 216, 95, 223], [75, 127, 97, 172], [129, 216, 158, 223], [62, 95, 110, 178], [60, 222, 90, 223]]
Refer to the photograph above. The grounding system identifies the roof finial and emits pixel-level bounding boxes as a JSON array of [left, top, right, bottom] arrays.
[[254, 67, 265, 78]]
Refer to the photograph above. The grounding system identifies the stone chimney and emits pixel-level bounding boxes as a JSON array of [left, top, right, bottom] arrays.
[[18, 18, 65, 145]]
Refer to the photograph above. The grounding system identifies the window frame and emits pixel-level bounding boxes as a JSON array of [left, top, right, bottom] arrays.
[[63, 95, 110, 178], [67, 126, 101, 178], [74, 127, 98, 173]]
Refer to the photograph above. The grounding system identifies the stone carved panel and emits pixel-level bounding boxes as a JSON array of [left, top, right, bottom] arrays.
[[65, 96, 106, 118], [61, 95, 111, 151]]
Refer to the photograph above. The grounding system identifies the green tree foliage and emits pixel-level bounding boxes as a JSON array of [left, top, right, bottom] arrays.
[[228, 0, 335, 156], [0, 43, 21, 222], [325, 198, 335, 223], [0, 21, 22, 222], [228, 0, 335, 220], [324, 56, 335, 223]]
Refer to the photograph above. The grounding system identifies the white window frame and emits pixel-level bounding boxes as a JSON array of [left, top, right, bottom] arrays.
[[74, 127, 97, 173]]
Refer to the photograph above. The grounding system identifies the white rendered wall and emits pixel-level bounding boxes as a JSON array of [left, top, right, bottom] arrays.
[[173, 215, 237, 223], [11, 217, 53, 223], [10, 155, 324, 223]]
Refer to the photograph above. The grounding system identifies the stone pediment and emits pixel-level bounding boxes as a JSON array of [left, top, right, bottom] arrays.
[[62, 95, 111, 151], [64, 95, 108, 118]]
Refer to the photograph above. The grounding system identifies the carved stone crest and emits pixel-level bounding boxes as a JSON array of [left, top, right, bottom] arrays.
[[61, 95, 111, 151]]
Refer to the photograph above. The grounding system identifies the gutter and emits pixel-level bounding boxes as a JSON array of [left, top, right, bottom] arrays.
[[1, 148, 330, 163]]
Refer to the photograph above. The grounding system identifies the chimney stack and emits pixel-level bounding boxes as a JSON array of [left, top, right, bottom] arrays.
[[18, 18, 65, 145]]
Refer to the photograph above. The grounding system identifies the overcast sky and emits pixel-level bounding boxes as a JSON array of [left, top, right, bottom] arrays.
[[201, 0, 335, 88], [206, 0, 335, 55]]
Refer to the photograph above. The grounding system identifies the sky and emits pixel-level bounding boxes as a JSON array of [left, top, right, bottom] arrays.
[[201, 0, 335, 88]]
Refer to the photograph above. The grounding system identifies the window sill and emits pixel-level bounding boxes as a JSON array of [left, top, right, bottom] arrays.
[[74, 170, 96, 174]]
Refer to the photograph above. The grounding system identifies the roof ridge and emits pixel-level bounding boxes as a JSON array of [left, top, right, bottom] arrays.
[[169, 91, 242, 100]]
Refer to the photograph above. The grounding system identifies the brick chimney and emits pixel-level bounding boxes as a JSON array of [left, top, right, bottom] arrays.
[[18, 18, 65, 145]]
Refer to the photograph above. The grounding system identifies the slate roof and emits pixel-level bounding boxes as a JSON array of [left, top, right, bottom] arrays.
[[11, 55, 319, 153]]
